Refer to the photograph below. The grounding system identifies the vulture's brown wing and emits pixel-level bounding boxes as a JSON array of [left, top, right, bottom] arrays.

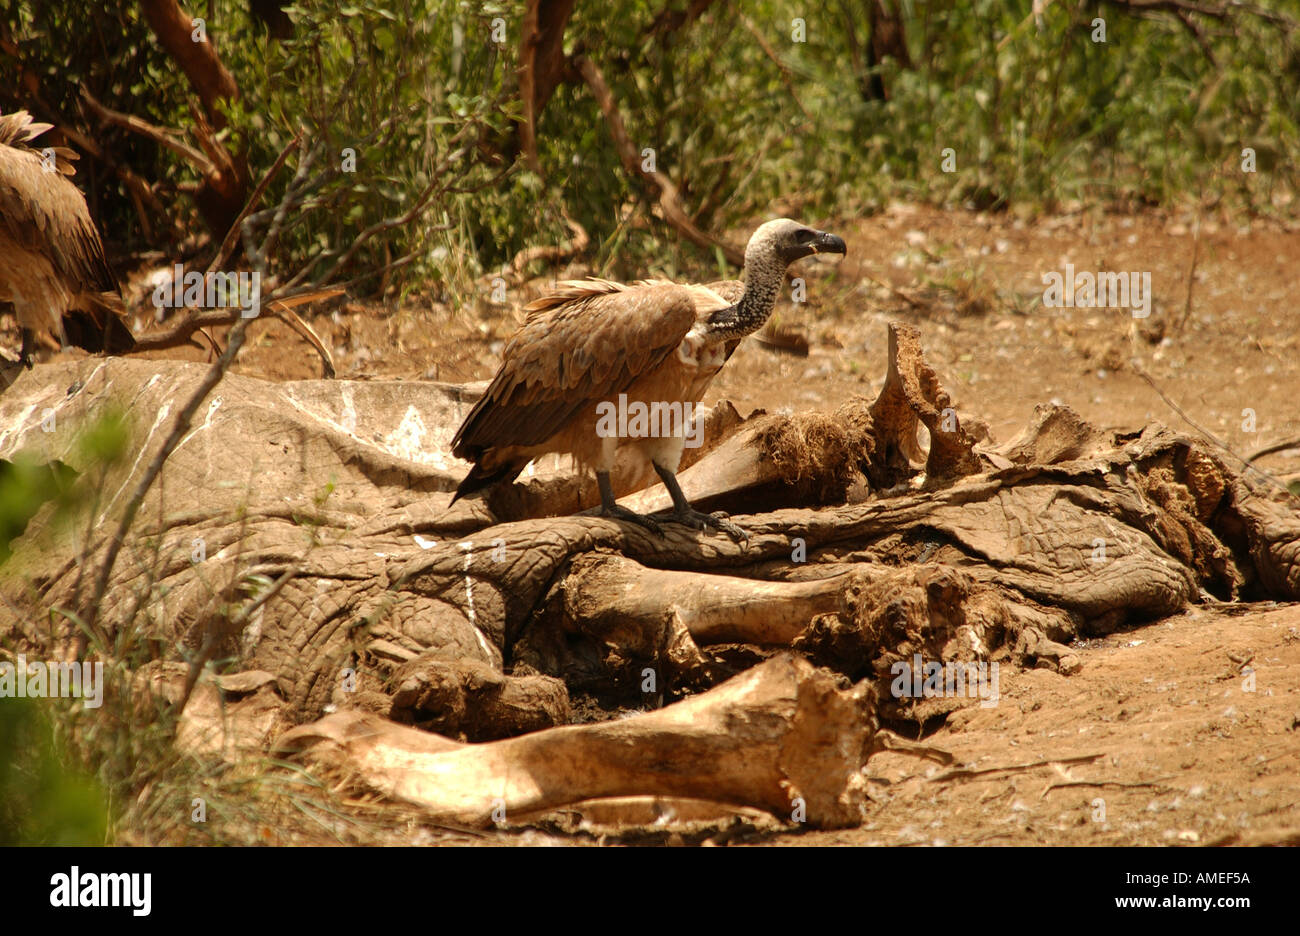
[[0, 114, 117, 296], [452, 281, 705, 460]]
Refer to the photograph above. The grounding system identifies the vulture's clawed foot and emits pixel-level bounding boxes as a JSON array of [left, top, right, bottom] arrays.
[[670, 508, 748, 544], [600, 503, 664, 536]]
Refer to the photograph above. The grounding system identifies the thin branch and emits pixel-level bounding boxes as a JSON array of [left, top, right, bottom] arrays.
[[132, 289, 343, 380], [1106, 0, 1226, 17], [930, 753, 1105, 783], [1132, 365, 1298, 498], [574, 54, 745, 267], [45, 112, 184, 242], [1176, 213, 1201, 331], [82, 315, 254, 643], [271, 295, 341, 379], [325, 251, 420, 293], [207, 127, 303, 276], [305, 147, 472, 288], [1174, 9, 1219, 64], [1040, 778, 1174, 797], [1247, 437, 1300, 463], [728, 1, 815, 126], [503, 208, 589, 280], [80, 87, 216, 176], [1225, 0, 1298, 28], [131, 308, 249, 351], [1104, 0, 1296, 28], [176, 563, 299, 716], [247, 140, 316, 281]]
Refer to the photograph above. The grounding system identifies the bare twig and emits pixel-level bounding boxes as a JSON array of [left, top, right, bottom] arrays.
[[81, 315, 254, 644], [874, 730, 955, 764], [728, 1, 815, 126], [1107, 0, 1227, 17], [326, 251, 420, 293], [132, 289, 343, 381], [176, 563, 299, 716], [271, 293, 342, 378], [1040, 778, 1174, 797], [314, 147, 468, 283], [930, 753, 1105, 782], [500, 208, 590, 281], [1225, 0, 1298, 28], [1132, 365, 1298, 498], [1246, 436, 1300, 463], [207, 128, 303, 277], [1176, 213, 1201, 331], [80, 87, 216, 176], [1106, 0, 1296, 28], [274, 135, 477, 294], [43, 113, 184, 242], [245, 139, 316, 281], [132, 308, 251, 351], [1173, 9, 1219, 64]]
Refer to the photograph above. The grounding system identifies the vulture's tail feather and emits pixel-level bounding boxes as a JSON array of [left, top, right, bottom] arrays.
[[63, 294, 134, 354], [450, 459, 526, 505]]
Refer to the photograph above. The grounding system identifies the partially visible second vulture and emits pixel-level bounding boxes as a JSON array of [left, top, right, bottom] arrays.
[[451, 218, 847, 540], [0, 109, 133, 366]]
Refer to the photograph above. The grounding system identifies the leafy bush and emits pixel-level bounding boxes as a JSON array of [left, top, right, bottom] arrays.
[[3, 0, 1296, 291]]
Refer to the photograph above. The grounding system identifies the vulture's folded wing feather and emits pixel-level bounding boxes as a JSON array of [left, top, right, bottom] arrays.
[[0, 112, 117, 295], [452, 281, 714, 458]]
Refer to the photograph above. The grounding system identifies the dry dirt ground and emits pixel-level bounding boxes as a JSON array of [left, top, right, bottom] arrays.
[[818, 602, 1300, 846], [7, 204, 1299, 845]]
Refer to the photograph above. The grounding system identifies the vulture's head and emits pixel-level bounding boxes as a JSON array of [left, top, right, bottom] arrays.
[[747, 218, 847, 269]]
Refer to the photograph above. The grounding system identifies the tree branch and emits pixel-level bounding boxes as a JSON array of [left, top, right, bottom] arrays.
[[79, 87, 216, 176], [574, 54, 745, 267]]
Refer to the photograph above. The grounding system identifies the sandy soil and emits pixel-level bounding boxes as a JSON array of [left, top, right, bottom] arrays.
[[810, 602, 1300, 846]]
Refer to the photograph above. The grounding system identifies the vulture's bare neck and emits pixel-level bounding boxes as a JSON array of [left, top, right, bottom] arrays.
[[703, 255, 784, 342]]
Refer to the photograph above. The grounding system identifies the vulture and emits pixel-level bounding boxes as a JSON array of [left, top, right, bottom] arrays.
[[0, 109, 133, 366], [451, 218, 847, 539]]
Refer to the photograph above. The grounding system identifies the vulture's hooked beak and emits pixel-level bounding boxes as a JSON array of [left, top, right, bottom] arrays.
[[811, 231, 847, 256]]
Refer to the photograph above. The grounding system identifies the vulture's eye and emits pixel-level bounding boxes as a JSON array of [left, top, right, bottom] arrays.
[[793, 229, 814, 243]]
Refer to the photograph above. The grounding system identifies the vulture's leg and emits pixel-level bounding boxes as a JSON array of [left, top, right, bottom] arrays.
[[652, 462, 748, 543], [19, 328, 35, 368], [596, 471, 663, 535]]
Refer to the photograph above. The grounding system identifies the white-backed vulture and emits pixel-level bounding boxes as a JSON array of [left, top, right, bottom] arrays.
[[451, 218, 847, 540], [0, 110, 132, 365]]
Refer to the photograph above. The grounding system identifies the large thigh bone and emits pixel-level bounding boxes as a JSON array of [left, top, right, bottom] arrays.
[[275, 653, 876, 829]]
